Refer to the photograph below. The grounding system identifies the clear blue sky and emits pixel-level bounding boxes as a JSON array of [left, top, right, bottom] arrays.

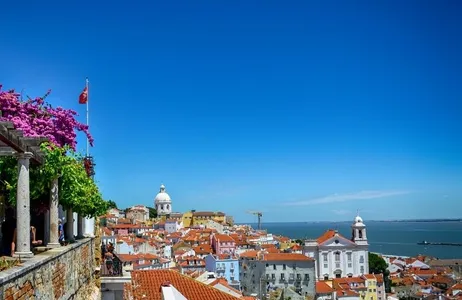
[[1, 0, 461, 223]]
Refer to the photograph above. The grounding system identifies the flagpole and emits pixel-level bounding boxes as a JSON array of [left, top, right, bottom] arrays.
[[86, 77, 89, 157]]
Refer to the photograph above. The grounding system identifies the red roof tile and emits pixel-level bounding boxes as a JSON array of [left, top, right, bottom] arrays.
[[316, 281, 334, 294], [317, 229, 337, 244], [125, 269, 239, 299]]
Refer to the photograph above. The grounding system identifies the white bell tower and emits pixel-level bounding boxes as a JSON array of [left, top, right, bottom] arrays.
[[351, 213, 368, 246]]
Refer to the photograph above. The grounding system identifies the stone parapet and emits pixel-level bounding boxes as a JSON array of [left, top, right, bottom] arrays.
[[0, 238, 98, 300]]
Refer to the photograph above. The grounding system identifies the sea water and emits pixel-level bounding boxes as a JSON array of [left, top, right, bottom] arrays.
[[251, 221, 462, 259]]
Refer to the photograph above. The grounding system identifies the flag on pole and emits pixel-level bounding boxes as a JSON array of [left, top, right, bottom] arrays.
[[79, 86, 88, 104]]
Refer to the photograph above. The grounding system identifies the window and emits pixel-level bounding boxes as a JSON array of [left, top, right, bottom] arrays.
[[335, 262, 340, 269], [359, 255, 364, 263], [271, 274, 276, 279], [323, 254, 328, 262], [335, 252, 340, 262], [280, 273, 285, 280], [304, 274, 309, 281], [266, 263, 269, 267], [324, 263, 328, 268], [297, 274, 301, 280], [283, 264, 286, 270], [348, 263, 352, 268], [347, 253, 352, 261], [273, 264, 276, 270], [360, 266, 365, 274], [266, 274, 270, 280]]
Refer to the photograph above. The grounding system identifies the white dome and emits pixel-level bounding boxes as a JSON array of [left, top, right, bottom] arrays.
[[354, 215, 363, 223], [154, 184, 171, 204]]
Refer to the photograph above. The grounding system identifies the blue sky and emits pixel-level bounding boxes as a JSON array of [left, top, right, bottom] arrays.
[[1, 0, 461, 222]]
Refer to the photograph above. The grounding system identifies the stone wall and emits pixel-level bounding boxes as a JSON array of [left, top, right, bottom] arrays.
[[0, 238, 99, 300]]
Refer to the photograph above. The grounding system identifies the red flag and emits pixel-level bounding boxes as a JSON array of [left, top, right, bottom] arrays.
[[79, 86, 88, 104]]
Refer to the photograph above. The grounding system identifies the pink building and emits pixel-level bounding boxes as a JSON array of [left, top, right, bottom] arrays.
[[211, 234, 236, 255]]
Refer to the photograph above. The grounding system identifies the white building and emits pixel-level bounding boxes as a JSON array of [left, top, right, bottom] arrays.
[[303, 214, 369, 280], [154, 184, 172, 215], [126, 205, 149, 222], [240, 252, 316, 298], [165, 219, 181, 233]]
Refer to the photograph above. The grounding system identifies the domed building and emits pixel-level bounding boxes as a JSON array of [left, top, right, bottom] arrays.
[[154, 184, 172, 215]]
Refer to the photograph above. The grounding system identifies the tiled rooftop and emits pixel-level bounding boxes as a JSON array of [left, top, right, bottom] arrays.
[[125, 269, 240, 299]]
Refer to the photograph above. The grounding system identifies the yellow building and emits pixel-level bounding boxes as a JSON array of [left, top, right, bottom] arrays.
[[181, 211, 193, 228], [190, 211, 226, 226], [363, 274, 378, 300]]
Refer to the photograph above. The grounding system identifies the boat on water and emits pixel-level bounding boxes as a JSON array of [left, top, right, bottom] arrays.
[[417, 240, 430, 245], [417, 241, 462, 246]]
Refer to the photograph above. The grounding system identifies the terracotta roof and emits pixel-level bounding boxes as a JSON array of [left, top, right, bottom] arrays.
[[317, 229, 336, 244], [316, 281, 334, 294], [193, 244, 213, 255], [126, 269, 239, 299], [291, 244, 302, 250], [193, 211, 216, 216], [239, 250, 258, 259], [263, 253, 313, 262], [317, 229, 352, 244], [215, 234, 235, 243]]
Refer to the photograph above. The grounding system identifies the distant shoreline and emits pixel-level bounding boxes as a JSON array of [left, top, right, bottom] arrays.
[[238, 219, 462, 224]]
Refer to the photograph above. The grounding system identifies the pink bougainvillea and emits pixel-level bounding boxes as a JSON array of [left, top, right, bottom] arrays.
[[0, 85, 93, 150]]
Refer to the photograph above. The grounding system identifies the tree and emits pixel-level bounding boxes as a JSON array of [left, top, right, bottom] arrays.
[[107, 200, 118, 209], [369, 252, 392, 293], [147, 206, 158, 219]]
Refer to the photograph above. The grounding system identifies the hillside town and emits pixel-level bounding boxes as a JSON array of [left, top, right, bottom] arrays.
[[100, 184, 462, 300]]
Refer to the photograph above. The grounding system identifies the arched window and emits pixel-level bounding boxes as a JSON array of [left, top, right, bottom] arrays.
[[358, 229, 363, 239]]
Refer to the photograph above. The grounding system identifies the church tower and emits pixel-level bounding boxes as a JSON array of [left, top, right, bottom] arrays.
[[154, 184, 172, 216], [351, 213, 369, 275], [351, 213, 368, 245]]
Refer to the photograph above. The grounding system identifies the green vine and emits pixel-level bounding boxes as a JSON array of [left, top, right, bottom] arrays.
[[0, 143, 108, 218]]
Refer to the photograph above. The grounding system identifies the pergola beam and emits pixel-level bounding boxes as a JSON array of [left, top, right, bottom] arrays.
[[0, 120, 46, 164]]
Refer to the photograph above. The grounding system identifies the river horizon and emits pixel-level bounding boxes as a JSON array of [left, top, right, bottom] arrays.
[[240, 220, 462, 259]]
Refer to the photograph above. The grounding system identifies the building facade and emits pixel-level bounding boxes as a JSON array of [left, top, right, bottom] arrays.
[[165, 219, 181, 233], [303, 214, 369, 280], [154, 184, 172, 215], [205, 254, 240, 289], [126, 205, 149, 222], [240, 252, 316, 298], [212, 234, 237, 255]]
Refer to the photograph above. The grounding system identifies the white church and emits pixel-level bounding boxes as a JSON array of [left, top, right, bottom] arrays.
[[303, 214, 369, 280], [154, 184, 173, 215]]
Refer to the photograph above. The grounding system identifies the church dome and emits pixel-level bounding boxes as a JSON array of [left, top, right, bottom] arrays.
[[354, 215, 363, 223], [155, 184, 171, 203]]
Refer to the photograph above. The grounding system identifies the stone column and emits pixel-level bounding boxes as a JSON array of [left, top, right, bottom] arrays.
[[48, 178, 60, 248], [65, 208, 74, 241], [77, 215, 84, 238], [84, 217, 95, 237], [13, 152, 34, 258]]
